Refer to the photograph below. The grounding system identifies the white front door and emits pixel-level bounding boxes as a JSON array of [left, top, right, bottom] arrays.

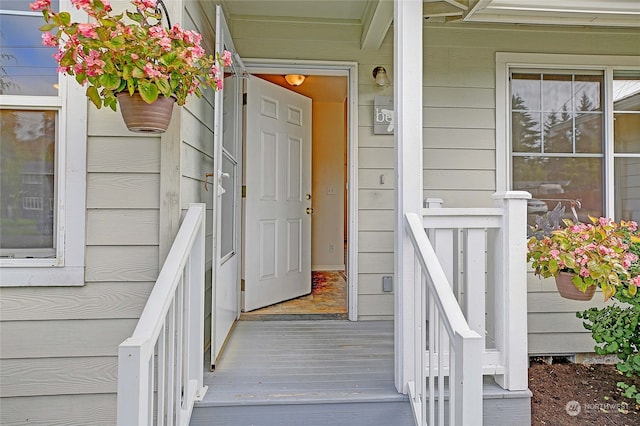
[[243, 77, 313, 311], [211, 6, 243, 365]]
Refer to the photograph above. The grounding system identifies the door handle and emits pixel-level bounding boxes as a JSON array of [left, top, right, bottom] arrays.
[[305, 193, 311, 200], [306, 207, 314, 214]]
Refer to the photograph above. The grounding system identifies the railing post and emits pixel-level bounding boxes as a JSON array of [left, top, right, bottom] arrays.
[[117, 343, 150, 426], [454, 330, 483, 426], [491, 191, 530, 391], [187, 204, 207, 401]]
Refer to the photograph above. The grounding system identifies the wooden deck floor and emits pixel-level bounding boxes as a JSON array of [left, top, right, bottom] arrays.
[[192, 320, 414, 425]]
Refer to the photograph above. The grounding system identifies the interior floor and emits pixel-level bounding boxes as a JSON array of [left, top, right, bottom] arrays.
[[240, 270, 347, 320]]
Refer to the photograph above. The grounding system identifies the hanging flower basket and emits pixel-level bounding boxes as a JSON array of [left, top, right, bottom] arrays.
[[116, 91, 175, 133], [555, 272, 596, 301]]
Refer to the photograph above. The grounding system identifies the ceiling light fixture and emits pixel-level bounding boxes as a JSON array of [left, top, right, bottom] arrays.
[[285, 74, 306, 86]]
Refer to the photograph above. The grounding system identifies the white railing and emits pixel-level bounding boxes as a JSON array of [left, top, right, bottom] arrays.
[[405, 191, 530, 425], [117, 203, 208, 426], [406, 212, 483, 426]]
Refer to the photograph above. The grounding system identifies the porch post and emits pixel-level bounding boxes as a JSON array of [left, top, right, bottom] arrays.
[[492, 191, 531, 390], [394, 0, 423, 393]]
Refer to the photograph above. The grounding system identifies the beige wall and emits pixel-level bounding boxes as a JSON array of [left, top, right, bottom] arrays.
[[312, 102, 346, 269]]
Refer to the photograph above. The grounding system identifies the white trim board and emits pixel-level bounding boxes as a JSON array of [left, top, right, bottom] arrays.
[[243, 59, 359, 321]]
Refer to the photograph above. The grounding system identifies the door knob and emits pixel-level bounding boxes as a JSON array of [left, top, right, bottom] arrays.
[[305, 193, 312, 200], [306, 207, 314, 214]]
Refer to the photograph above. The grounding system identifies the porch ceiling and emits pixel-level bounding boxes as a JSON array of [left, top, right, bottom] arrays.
[[221, 0, 640, 48], [426, 0, 640, 28]]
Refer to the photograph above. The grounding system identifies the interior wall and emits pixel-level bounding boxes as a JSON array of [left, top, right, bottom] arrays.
[[311, 102, 346, 270]]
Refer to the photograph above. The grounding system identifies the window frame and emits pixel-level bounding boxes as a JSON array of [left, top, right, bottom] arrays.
[[496, 53, 640, 219], [0, 0, 87, 286]]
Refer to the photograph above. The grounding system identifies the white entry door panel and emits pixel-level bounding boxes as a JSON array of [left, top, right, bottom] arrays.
[[244, 77, 312, 311]]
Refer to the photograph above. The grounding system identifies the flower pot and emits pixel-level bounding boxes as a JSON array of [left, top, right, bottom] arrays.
[[555, 272, 596, 301], [116, 92, 175, 133]]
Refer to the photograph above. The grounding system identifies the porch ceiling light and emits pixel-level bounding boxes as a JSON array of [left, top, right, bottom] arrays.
[[372, 66, 390, 87], [285, 74, 306, 86]]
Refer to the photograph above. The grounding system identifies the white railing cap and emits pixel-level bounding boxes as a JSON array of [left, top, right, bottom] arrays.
[[492, 190, 531, 200]]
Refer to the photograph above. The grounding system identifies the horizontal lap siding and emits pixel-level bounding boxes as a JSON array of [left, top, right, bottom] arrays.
[[232, 17, 395, 320], [423, 23, 640, 354], [0, 19, 164, 424]]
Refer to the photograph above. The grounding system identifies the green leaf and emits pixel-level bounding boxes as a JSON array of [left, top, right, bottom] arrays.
[[138, 82, 159, 104], [58, 12, 71, 26], [160, 52, 178, 67], [100, 19, 116, 28], [98, 74, 121, 90], [105, 36, 125, 49], [38, 23, 58, 32], [132, 68, 146, 79], [59, 50, 75, 67], [155, 79, 171, 96], [86, 86, 102, 109], [126, 11, 144, 23]]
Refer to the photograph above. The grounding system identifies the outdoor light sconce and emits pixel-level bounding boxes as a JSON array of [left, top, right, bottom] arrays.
[[372, 66, 390, 87], [285, 75, 306, 86]]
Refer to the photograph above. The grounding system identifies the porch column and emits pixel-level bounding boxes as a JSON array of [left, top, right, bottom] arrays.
[[394, 0, 423, 393]]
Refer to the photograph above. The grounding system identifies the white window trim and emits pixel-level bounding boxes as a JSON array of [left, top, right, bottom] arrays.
[[496, 52, 640, 218], [0, 2, 87, 286]]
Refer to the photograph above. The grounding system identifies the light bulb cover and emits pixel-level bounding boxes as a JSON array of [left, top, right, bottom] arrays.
[[285, 74, 306, 86], [372, 66, 390, 87]]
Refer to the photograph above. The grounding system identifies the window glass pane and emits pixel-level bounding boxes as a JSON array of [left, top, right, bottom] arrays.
[[512, 73, 541, 111], [613, 72, 640, 112], [615, 158, 640, 222], [220, 153, 236, 259], [0, 109, 56, 257], [542, 74, 573, 112], [512, 110, 541, 152], [543, 111, 572, 153], [614, 113, 640, 153], [613, 72, 640, 153], [0, 10, 58, 96], [575, 75, 602, 111], [513, 156, 603, 224], [575, 112, 603, 153]]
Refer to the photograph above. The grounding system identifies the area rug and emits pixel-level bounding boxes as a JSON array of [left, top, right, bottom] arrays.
[[241, 270, 347, 318]]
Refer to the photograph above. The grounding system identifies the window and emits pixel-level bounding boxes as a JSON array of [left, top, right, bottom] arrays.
[[497, 54, 640, 225], [0, 0, 87, 286]]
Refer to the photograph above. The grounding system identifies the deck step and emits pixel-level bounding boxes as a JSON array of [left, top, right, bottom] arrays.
[[191, 401, 414, 426], [191, 320, 530, 425]]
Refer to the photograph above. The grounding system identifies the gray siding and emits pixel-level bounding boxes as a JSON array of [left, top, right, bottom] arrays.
[[0, 107, 159, 423], [422, 22, 640, 353]]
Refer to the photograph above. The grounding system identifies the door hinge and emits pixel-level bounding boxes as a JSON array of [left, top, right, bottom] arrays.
[[242, 93, 247, 105], [242, 185, 246, 198]]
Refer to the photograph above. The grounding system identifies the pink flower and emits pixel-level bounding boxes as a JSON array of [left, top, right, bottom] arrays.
[[631, 276, 640, 287], [549, 249, 560, 259], [78, 23, 98, 39], [29, 0, 51, 11], [133, 0, 157, 9], [130, 53, 139, 60], [215, 79, 223, 90], [41, 33, 57, 47], [149, 26, 167, 38], [221, 50, 232, 66], [579, 267, 590, 278], [143, 62, 163, 78]]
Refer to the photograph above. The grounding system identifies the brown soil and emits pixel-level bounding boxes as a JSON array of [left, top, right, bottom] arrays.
[[529, 358, 640, 425]]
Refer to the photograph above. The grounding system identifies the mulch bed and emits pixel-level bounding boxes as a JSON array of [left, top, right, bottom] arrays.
[[529, 358, 640, 425]]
